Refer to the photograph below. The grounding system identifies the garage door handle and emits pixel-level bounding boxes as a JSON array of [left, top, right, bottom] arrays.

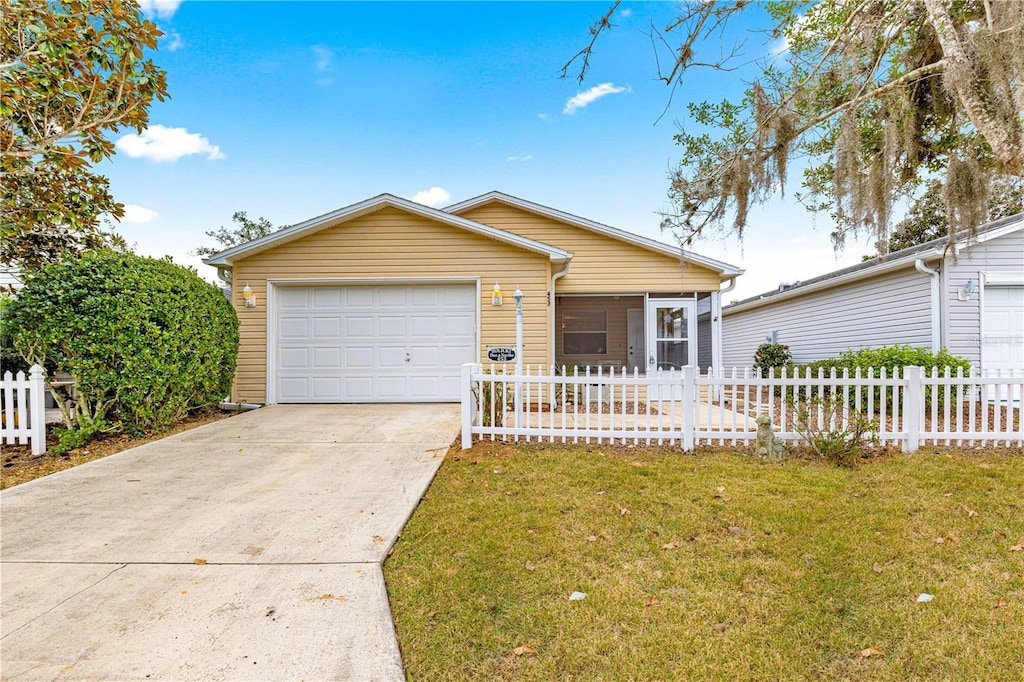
[[405, 353, 411, 363]]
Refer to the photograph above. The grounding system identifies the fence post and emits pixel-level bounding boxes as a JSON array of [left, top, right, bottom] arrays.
[[460, 363, 474, 450], [29, 364, 47, 456], [903, 366, 922, 453], [682, 365, 696, 451]]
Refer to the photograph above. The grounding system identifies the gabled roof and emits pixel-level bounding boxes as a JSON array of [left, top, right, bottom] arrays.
[[444, 191, 744, 279], [202, 193, 573, 267], [724, 212, 1024, 314]]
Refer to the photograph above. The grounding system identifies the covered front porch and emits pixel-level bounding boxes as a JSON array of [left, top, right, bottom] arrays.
[[554, 293, 722, 374]]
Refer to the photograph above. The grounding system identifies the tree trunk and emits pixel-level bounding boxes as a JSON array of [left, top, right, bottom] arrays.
[[923, 0, 1024, 176]]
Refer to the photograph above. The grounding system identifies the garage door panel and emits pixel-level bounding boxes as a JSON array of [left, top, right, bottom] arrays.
[[378, 316, 407, 337], [276, 283, 476, 402], [442, 313, 475, 337], [345, 347, 373, 368], [279, 288, 309, 309], [280, 347, 309, 369], [345, 316, 374, 337], [312, 317, 342, 338], [312, 288, 342, 308], [377, 288, 407, 307], [279, 317, 309, 338], [312, 347, 341, 368], [982, 285, 1023, 373], [410, 315, 440, 337]]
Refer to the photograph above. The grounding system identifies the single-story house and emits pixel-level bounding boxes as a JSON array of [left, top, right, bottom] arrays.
[[721, 213, 1024, 373], [204, 192, 743, 404]]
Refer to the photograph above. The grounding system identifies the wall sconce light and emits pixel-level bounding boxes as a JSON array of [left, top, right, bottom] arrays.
[[242, 283, 257, 308], [491, 283, 503, 306], [957, 279, 976, 301]]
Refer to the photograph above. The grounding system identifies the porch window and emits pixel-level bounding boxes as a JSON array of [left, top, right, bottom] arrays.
[[562, 309, 607, 355]]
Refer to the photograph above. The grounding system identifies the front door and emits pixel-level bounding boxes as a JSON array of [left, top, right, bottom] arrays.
[[626, 308, 645, 373], [646, 298, 697, 372]]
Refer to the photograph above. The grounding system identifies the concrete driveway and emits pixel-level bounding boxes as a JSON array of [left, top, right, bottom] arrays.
[[1, 404, 459, 681]]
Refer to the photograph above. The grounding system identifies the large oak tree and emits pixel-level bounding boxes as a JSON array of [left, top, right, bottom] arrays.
[[567, 1, 1024, 253]]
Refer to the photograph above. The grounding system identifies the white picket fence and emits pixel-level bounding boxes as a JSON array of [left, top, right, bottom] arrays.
[[459, 364, 1024, 452], [1, 365, 47, 455]]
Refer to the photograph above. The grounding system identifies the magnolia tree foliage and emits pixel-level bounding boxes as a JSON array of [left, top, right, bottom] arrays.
[[0, 0, 168, 270], [567, 0, 1024, 253], [3, 251, 239, 435]]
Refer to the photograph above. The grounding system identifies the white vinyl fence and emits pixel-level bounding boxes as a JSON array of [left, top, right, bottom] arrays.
[[460, 364, 1023, 452], [1, 365, 47, 455]]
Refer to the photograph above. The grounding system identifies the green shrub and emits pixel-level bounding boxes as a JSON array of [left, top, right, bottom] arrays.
[[3, 251, 239, 437], [753, 342, 792, 374], [791, 392, 878, 467]]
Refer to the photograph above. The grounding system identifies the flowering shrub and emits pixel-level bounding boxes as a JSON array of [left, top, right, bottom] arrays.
[[753, 342, 792, 374]]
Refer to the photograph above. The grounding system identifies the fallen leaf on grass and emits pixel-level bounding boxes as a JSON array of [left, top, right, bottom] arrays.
[[661, 541, 680, 550], [645, 594, 659, 607], [712, 623, 728, 633], [727, 526, 744, 535], [426, 610, 437, 618], [524, 561, 535, 572], [586, 535, 597, 542], [193, 558, 207, 565], [859, 647, 884, 658], [511, 645, 537, 656], [934, 537, 946, 544], [595, 491, 606, 496], [872, 563, 883, 574], [943, 492, 953, 497], [619, 508, 630, 516], [994, 597, 1008, 609], [967, 509, 978, 518], [1010, 544, 1023, 552]]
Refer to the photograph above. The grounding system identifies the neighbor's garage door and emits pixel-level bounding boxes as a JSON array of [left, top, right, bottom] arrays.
[[276, 284, 476, 402], [982, 285, 1023, 374]]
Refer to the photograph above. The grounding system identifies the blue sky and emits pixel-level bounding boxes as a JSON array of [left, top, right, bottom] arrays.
[[105, 0, 874, 302]]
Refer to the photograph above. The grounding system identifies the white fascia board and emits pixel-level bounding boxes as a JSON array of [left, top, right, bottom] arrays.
[[445, 191, 744, 278], [203, 193, 572, 266], [723, 249, 945, 315]]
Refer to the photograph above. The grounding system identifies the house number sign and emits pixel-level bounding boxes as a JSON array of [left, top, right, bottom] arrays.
[[486, 346, 517, 362]]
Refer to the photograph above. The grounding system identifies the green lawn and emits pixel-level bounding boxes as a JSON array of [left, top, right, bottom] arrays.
[[384, 443, 1024, 681]]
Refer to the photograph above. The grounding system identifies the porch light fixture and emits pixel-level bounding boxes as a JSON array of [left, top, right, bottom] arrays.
[[958, 279, 976, 301], [491, 283, 503, 306], [242, 283, 257, 308]]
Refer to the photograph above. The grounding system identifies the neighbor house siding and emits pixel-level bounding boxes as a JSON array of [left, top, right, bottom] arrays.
[[230, 207, 551, 403], [944, 229, 1024, 366], [722, 267, 933, 367], [456, 203, 722, 293]]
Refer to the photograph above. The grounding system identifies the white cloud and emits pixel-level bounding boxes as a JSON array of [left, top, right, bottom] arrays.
[[537, 113, 549, 120], [116, 125, 225, 162], [619, 8, 633, 18], [312, 45, 334, 71], [506, 155, 534, 162], [563, 82, 628, 115], [411, 187, 452, 207], [120, 205, 159, 224], [164, 30, 183, 51], [138, 0, 182, 19]]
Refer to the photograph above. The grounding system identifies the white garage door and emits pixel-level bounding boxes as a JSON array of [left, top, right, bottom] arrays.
[[275, 284, 476, 402], [982, 286, 1023, 374]]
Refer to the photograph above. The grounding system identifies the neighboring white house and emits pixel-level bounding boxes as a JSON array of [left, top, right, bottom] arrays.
[[721, 213, 1024, 374]]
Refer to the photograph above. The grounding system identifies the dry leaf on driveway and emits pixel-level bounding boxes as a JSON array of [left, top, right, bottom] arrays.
[[511, 645, 537, 656], [193, 558, 207, 565]]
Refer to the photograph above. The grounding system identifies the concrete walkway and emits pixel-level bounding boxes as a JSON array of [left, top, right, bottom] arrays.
[[1, 404, 459, 681]]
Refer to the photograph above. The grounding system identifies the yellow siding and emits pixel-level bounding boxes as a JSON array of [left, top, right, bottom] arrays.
[[457, 203, 722, 293], [229, 207, 551, 403]]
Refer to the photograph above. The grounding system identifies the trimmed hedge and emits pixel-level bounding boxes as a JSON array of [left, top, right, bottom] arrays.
[[3, 251, 239, 435]]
